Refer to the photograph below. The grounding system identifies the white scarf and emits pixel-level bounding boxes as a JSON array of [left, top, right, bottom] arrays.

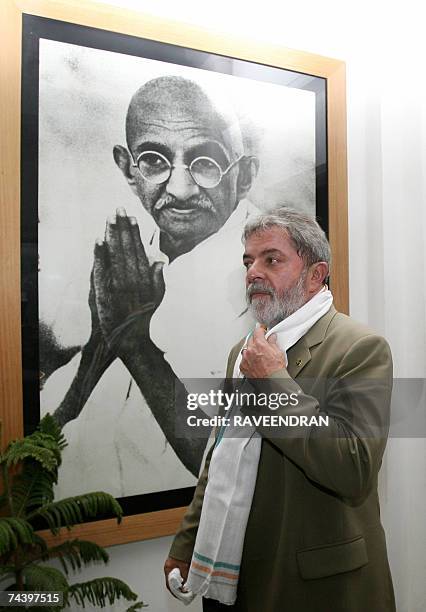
[[185, 288, 333, 605]]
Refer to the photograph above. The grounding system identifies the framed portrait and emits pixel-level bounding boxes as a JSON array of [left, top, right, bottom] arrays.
[[0, 0, 348, 547]]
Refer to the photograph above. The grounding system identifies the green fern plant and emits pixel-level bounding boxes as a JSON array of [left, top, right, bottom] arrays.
[[0, 414, 146, 611]]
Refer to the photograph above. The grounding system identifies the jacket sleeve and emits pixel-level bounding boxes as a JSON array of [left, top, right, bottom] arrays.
[[168, 340, 244, 561], [246, 334, 393, 503], [168, 442, 215, 562]]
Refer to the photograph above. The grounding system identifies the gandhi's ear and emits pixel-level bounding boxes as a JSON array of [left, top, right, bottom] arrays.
[[113, 145, 138, 195], [236, 156, 259, 201]]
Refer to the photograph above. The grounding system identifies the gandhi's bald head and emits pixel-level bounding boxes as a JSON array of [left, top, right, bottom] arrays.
[[125, 76, 243, 159]]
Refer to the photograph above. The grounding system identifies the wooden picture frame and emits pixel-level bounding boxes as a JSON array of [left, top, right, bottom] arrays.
[[0, 0, 348, 548]]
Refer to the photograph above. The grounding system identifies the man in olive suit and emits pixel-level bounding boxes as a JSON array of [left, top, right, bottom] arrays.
[[165, 208, 395, 612]]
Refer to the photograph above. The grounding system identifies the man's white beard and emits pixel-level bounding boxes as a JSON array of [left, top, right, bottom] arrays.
[[247, 272, 307, 328]]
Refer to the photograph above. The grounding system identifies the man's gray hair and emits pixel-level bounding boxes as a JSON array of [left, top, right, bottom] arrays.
[[243, 207, 331, 271]]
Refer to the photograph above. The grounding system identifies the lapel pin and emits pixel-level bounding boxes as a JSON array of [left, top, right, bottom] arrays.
[[296, 359, 303, 367]]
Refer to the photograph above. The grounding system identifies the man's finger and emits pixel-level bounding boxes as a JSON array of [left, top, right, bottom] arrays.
[[116, 208, 139, 282], [267, 333, 278, 344], [239, 359, 247, 375], [253, 325, 268, 344], [88, 269, 101, 327], [89, 269, 96, 305], [93, 239, 109, 274], [129, 216, 152, 294], [105, 215, 126, 290], [152, 261, 166, 305], [93, 240, 111, 318]]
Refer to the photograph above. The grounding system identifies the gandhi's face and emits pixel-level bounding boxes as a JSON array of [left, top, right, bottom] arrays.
[[127, 107, 240, 246]]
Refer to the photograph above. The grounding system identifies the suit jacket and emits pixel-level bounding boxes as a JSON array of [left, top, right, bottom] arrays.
[[169, 306, 396, 612]]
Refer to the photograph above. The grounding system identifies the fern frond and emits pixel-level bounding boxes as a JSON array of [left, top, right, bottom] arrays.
[[23, 564, 68, 612], [68, 576, 138, 608], [0, 518, 34, 555], [23, 563, 69, 591], [30, 492, 122, 534], [3, 439, 58, 473], [11, 463, 56, 518], [37, 414, 67, 452], [3, 415, 66, 475], [126, 602, 148, 611], [48, 539, 109, 574]]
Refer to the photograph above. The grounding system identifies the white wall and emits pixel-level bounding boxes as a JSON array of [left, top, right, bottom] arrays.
[[68, 1, 426, 610]]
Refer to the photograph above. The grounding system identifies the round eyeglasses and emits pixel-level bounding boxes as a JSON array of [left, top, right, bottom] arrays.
[[130, 150, 244, 189]]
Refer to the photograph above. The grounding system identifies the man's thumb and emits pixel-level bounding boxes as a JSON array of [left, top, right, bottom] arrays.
[[267, 333, 278, 344]]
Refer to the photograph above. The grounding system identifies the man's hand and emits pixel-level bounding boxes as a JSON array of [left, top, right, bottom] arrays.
[[239, 326, 287, 378], [92, 207, 165, 349], [164, 557, 190, 597]]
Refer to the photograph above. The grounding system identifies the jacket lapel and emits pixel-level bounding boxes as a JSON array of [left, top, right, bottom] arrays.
[[286, 305, 337, 378], [286, 339, 312, 379]]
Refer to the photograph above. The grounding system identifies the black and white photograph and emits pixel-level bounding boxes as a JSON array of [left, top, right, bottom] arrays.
[[22, 18, 326, 507]]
